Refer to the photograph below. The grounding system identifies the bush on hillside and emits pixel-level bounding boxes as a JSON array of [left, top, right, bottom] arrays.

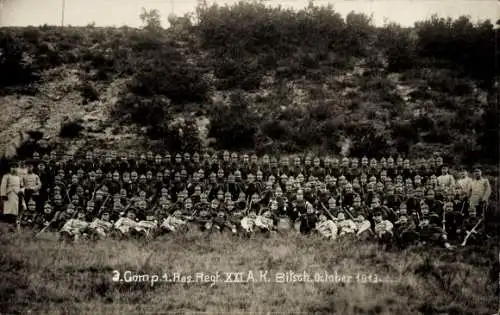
[[0, 31, 40, 89], [59, 119, 84, 138], [80, 81, 100, 104], [415, 16, 497, 89], [209, 90, 259, 149], [377, 23, 417, 72], [196, 2, 373, 88], [127, 47, 209, 105]]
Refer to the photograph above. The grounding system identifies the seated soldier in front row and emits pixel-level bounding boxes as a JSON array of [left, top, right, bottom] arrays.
[[315, 214, 338, 240], [393, 203, 418, 249], [88, 211, 114, 240], [60, 211, 90, 242], [114, 209, 153, 239], [372, 209, 394, 245], [336, 212, 357, 238], [417, 202, 453, 249]]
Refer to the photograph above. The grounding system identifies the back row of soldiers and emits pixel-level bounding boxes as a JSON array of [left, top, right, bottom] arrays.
[[1, 149, 492, 249]]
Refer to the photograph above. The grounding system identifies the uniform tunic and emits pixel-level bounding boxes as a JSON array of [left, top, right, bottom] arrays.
[[468, 178, 491, 209], [0, 174, 24, 216]]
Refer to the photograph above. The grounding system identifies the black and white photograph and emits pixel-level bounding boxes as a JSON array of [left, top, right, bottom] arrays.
[[0, 0, 498, 314]]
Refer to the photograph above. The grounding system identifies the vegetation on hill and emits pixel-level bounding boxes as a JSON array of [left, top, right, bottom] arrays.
[[0, 1, 498, 166]]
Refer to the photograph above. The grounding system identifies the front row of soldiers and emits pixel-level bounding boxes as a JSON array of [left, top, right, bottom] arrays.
[[18, 182, 485, 250]]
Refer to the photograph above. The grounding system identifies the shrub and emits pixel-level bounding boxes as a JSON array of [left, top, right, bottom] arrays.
[[0, 30, 40, 89], [127, 45, 210, 104], [80, 81, 100, 104], [59, 119, 85, 138], [208, 90, 258, 149], [415, 16, 497, 89]]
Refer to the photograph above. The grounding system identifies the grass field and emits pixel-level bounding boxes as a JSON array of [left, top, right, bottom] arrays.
[[0, 224, 498, 315]]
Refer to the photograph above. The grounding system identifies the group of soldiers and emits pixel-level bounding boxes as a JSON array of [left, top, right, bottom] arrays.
[[0, 149, 493, 249]]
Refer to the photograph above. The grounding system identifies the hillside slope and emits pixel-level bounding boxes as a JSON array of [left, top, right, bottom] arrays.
[[0, 3, 498, 165]]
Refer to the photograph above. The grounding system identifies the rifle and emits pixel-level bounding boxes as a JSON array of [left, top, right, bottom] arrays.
[[344, 207, 356, 221], [95, 193, 111, 219], [442, 206, 447, 238], [35, 219, 54, 238], [35, 189, 80, 239], [461, 217, 484, 247], [319, 202, 336, 221], [245, 199, 253, 216]]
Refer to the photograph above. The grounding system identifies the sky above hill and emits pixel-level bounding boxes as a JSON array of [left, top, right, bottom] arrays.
[[0, 0, 498, 27]]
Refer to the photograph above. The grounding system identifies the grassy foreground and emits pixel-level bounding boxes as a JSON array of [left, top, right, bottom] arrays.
[[0, 224, 498, 315]]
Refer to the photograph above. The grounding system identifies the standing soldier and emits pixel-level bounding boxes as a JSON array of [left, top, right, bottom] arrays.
[[249, 154, 259, 175], [192, 152, 201, 170], [153, 153, 163, 172], [241, 154, 251, 175], [386, 157, 396, 179], [82, 151, 95, 173], [1, 162, 25, 224], [456, 169, 472, 193], [379, 157, 387, 173], [340, 157, 350, 179], [280, 156, 291, 177], [304, 155, 313, 176], [395, 156, 404, 177], [310, 157, 325, 178], [437, 166, 455, 189], [261, 155, 271, 178], [467, 167, 491, 217], [23, 162, 42, 206], [369, 158, 378, 177], [323, 156, 332, 176], [330, 158, 340, 178], [270, 156, 279, 177], [360, 156, 369, 176], [163, 152, 172, 170], [349, 158, 360, 179]]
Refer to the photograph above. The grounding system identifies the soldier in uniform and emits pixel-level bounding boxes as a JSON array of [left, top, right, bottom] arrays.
[[350, 158, 360, 179], [1, 162, 25, 224], [23, 162, 42, 206], [437, 166, 455, 189], [315, 214, 338, 240], [20, 199, 38, 230], [310, 157, 325, 178], [60, 210, 90, 242], [341, 183, 356, 208], [360, 156, 369, 176], [299, 202, 318, 235], [393, 203, 418, 249], [369, 158, 378, 177], [336, 212, 357, 238], [416, 201, 452, 249], [372, 208, 394, 246], [467, 167, 491, 217], [88, 211, 114, 240], [331, 158, 340, 178]]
